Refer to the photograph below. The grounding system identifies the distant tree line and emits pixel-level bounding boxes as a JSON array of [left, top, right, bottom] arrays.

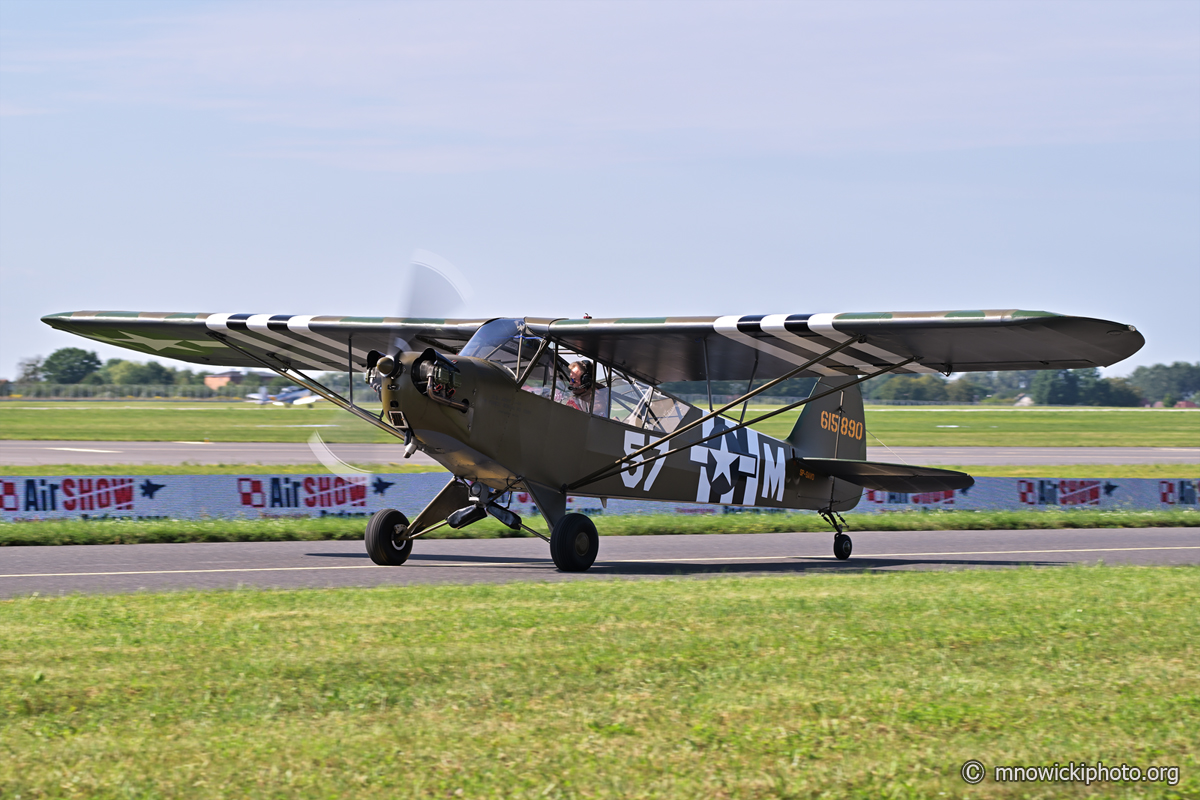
[[665, 362, 1199, 406], [15, 348, 212, 386], [1124, 362, 1200, 407], [862, 368, 1146, 406], [4, 348, 312, 397]]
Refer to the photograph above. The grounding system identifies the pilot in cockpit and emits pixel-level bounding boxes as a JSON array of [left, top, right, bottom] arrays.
[[567, 360, 607, 415]]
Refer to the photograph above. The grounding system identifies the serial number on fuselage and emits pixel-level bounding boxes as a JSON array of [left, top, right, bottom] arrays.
[[820, 410, 864, 440]]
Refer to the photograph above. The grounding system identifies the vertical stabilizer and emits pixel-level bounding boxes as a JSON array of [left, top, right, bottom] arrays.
[[786, 377, 866, 461]]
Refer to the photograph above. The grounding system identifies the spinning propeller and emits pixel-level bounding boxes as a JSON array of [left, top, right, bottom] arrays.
[[307, 249, 473, 475]]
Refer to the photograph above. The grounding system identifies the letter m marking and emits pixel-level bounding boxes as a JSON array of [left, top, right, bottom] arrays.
[[761, 444, 785, 501]]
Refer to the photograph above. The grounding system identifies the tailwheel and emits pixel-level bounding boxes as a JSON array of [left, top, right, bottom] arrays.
[[549, 513, 599, 572], [365, 508, 413, 566], [833, 533, 853, 560]]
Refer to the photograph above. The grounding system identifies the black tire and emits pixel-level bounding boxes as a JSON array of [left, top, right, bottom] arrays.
[[365, 508, 413, 566], [833, 533, 852, 560], [549, 513, 599, 572]]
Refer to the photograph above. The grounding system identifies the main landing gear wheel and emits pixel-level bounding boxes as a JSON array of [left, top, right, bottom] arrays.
[[833, 533, 853, 560], [365, 508, 413, 566], [550, 513, 599, 572]]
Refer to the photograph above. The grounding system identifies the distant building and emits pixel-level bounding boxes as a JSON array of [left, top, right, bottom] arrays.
[[1013, 394, 1034, 407], [203, 370, 271, 390], [1176, 400, 1198, 409]]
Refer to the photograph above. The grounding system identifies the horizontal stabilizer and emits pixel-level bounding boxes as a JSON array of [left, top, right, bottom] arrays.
[[798, 458, 974, 493]]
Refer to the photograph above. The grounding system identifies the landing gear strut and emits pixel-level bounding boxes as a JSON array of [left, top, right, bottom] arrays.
[[820, 509, 852, 560]]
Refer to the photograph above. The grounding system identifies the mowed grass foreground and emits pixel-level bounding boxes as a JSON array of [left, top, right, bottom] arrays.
[[2, 509, 1196, 547], [3, 568, 1197, 799], [2, 401, 1197, 447]]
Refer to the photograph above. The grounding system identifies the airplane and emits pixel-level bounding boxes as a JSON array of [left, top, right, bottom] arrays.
[[42, 309, 1144, 570], [244, 385, 318, 406]]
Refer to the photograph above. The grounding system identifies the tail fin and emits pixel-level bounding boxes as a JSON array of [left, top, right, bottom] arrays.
[[787, 377, 866, 460], [786, 378, 975, 493]]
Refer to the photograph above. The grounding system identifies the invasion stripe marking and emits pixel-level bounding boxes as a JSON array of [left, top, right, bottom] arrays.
[[246, 314, 357, 370], [288, 315, 373, 365], [714, 316, 840, 376], [760, 314, 885, 371], [221, 322, 347, 372], [807, 312, 937, 374], [205, 314, 345, 372], [3, 546, 1196, 580], [266, 315, 293, 332], [225, 313, 254, 331]]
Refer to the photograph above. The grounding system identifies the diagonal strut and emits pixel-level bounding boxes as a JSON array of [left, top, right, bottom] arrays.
[[566, 356, 917, 492], [206, 331, 405, 441], [566, 335, 867, 490]]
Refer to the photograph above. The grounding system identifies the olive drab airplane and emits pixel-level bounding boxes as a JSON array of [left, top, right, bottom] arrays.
[[43, 309, 1144, 570]]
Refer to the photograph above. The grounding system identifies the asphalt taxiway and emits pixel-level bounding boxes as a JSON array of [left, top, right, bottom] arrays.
[[2, 440, 1197, 467], [3, 528, 1196, 597]]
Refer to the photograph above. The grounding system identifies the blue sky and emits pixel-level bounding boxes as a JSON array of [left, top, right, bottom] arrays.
[[1, 0, 1197, 379]]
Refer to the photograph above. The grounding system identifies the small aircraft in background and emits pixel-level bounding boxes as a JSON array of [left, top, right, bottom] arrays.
[[244, 385, 320, 406], [44, 306, 1144, 571]]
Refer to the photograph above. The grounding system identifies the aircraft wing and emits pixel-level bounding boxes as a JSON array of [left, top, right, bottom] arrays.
[[43, 308, 1144, 385], [40, 311, 490, 372], [532, 310, 1144, 384]]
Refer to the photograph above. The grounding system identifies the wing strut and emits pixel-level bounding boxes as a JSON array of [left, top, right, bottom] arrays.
[[205, 331, 405, 442], [567, 355, 915, 491], [565, 335, 872, 491], [516, 335, 551, 387], [740, 352, 759, 423], [702, 338, 714, 411]]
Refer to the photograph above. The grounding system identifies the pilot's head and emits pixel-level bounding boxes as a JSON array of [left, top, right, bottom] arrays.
[[568, 361, 593, 396]]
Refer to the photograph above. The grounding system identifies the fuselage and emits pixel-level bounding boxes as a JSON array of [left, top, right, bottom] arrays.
[[380, 349, 862, 513]]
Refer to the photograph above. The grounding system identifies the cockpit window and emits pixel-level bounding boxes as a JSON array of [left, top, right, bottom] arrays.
[[460, 319, 693, 433], [608, 371, 691, 433], [459, 318, 542, 378]]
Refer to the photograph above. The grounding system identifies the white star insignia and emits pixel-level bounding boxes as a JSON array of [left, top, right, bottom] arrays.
[[708, 436, 740, 486], [87, 331, 223, 352]]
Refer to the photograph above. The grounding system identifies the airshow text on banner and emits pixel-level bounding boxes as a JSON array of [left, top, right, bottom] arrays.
[[1, 474, 1197, 522]]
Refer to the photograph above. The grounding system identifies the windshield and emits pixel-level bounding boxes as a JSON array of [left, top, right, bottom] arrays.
[[461, 319, 693, 433], [459, 318, 542, 377]]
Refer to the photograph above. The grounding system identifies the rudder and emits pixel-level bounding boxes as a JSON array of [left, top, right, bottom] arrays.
[[787, 377, 867, 461]]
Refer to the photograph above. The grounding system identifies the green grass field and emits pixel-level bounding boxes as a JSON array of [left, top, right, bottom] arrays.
[[752, 405, 1200, 447], [2, 509, 1195, 547], [2, 401, 1197, 447], [3, 568, 1196, 799], [0, 401, 389, 443]]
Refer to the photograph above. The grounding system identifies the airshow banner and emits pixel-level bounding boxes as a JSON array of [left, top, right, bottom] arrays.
[[1, 474, 1197, 522]]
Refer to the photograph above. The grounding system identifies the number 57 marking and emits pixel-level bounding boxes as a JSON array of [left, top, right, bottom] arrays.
[[621, 431, 669, 491]]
